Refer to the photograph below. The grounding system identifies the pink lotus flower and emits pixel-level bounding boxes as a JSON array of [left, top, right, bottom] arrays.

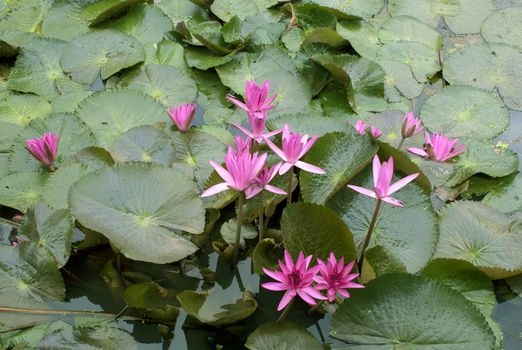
[[407, 132, 466, 162], [370, 126, 383, 138], [245, 162, 286, 199], [354, 120, 383, 138], [233, 135, 251, 155], [167, 103, 197, 132], [26, 132, 59, 169], [228, 80, 280, 143], [265, 124, 325, 175], [401, 112, 423, 138], [262, 250, 327, 311], [314, 253, 364, 302], [347, 155, 419, 207], [201, 137, 267, 197]]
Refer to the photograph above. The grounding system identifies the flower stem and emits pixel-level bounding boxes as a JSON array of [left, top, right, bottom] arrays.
[[307, 300, 325, 314], [277, 299, 294, 322], [286, 169, 293, 206], [234, 192, 245, 264], [358, 199, 382, 273], [397, 137, 405, 151], [258, 191, 264, 241]]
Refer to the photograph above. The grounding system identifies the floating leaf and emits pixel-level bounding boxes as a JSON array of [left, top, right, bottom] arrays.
[[378, 15, 442, 51], [481, 7, 522, 48], [306, 0, 384, 19], [331, 273, 496, 349], [388, 0, 495, 35], [336, 20, 380, 60], [81, 0, 146, 25], [109, 125, 174, 166], [118, 64, 197, 106], [433, 201, 522, 279], [61, 30, 145, 85], [69, 163, 205, 263], [328, 166, 438, 274], [245, 321, 322, 350], [482, 172, 522, 214], [220, 218, 258, 248], [0, 242, 64, 308], [124, 282, 180, 320], [281, 203, 357, 264], [253, 238, 280, 275], [185, 48, 237, 70], [0, 171, 49, 212], [443, 43, 522, 111], [0, 1, 50, 51], [420, 85, 509, 140], [210, 0, 278, 22], [155, 0, 208, 25], [300, 131, 378, 204], [41, 163, 94, 210], [75, 90, 165, 147], [41, 1, 90, 41]]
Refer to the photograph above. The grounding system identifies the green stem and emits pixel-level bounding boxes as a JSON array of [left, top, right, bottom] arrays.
[[307, 300, 325, 315], [277, 299, 294, 322], [357, 199, 383, 273], [335, 296, 343, 305], [286, 169, 293, 206], [234, 192, 245, 264], [397, 137, 405, 151], [0, 306, 142, 321], [258, 191, 264, 241]]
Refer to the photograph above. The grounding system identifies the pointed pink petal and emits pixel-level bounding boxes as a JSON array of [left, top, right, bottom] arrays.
[[261, 282, 288, 291], [347, 185, 378, 199], [372, 155, 381, 188], [277, 291, 295, 311], [284, 250, 294, 270], [295, 161, 325, 174], [296, 289, 317, 305], [302, 287, 327, 300], [263, 268, 287, 283], [263, 129, 282, 139], [245, 186, 263, 199], [226, 95, 248, 111], [381, 196, 404, 207], [265, 138, 287, 161], [264, 184, 287, 195], [407, 147, 428, 158], [299, 136, 318, 159], [279, 162, 294, 175], [230, 123, 254, 139], [387, 173, 419, 195], [201, 183, 230, 197]]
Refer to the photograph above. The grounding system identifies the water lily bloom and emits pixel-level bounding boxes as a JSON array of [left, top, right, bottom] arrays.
[[347, 155, 419, 207], [262, 250, 326, 311], [265, 124, 325, 175], [401, 112, 423, 138], [245, 162, 286, 199], [314, 253, 364, 302], [26, 132, 59, 170], [167, 103, 197, 132], [407, 132, 466, 162], [201, 138, 267, 197], [353, 120, 383, 138]]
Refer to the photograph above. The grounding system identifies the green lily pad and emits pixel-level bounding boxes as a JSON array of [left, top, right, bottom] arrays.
[[185, 48, 237, 70], [306, 0, 384, 19], [388, 0, 495, 35], [433, 201, 522, 279], [170, 129, 227, 187], [109, 125, 174, 165], [336, 20, 380, 60], [245, 321, 323, 350], [72, 147, 114, 169], [330, 273, 496, 349], [216, 48, 312, 116], [482, 172, 522, 214], [178, 289, 258, 327], [69, 163, 205, 263], [51, 90, 92, 114], [252, 238, 280, 275], [378, 15, 442, 51], [281, 202, 357, 264], [302, 28, 347, 49], [420, 85, 509, 140], [21, 203, 73, 268], [9, 113, 96, 174], [96, 4, 172, 45], [0, 93, 52, 151], [300, 131, 378, 204], [0, 241, 65, 308], [41, 1, 91, 41], [446, 141, 518, 187], [61, 30, 145, 85], [155, 0, 208, 25], [327, 166, 438, 274], [124, 282, 180, 320], [220, 218, 258, 248], [210, 0, 278, 22], [41, 163, 94, 210], [266, 111, 353, 138], [8, 37, 86, 100], [443, 43, 522, 111], [118, 64, 197, 106], [379, 59, 425, 100], [81, 0, 145, 25], [75, 90, 165, 147], [0, 1, 50, 51], [0, 171, 49, 212], [481, 7, 522, 48]]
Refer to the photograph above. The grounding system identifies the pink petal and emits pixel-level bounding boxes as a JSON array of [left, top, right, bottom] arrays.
[[372, 155, 381, 188], [387, 173, 419, 195], [265, 138, 287, 162], [230, 123, 254, 139], [264, 184, 287, 195], [279, 162, 294, 175], [201, 183, 230, 197], [245, 185, 263, 199], [263, 268, 287, 283], [277, 291, 295, 311], [381, 196, 404, 207], [346, 185, 378, 199], [295, 161, 325, 174], [297, 289, 317, 305], [299, 136, 318, 159], [284, 250, 295, 271], [208, 160, 234, 185], [302, 287, 327, 300], [407, 147, 428, 158], [226, 95, 248, 111], [261, 282, 288, 291]]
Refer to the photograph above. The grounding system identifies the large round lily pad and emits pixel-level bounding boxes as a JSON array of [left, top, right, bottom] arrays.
[[69, 163, 205, 263], [245, 321, 323, 350], [330, 273, 496, 349], [481, 7, 522, 48], [443, 43, 522, 111], [61, 30, 145, 85], [433, 201, 522, 279], [81, 0, 146, 25], [0, 171, 49, 212], [420, 85, 509, 140], [75, 90, 165, 147]]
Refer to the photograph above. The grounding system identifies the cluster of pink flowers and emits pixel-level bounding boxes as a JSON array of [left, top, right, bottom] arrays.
[[262, 251, 363, 311]]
